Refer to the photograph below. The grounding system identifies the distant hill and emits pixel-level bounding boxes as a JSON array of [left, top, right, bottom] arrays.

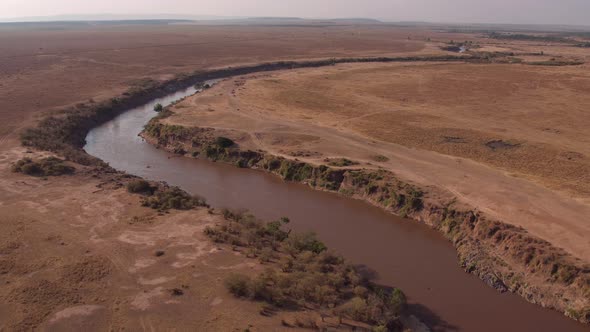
[[0, 14, 382, 26], [0, 14, 239, 23]]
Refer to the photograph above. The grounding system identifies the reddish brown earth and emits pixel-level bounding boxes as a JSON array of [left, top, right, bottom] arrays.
[[0, 148, 304, 331], [1, 22, 590, 329], [0, 23, 436, 330]]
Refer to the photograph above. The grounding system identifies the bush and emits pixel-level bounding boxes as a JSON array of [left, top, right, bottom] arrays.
[[338, 297, 369, 321], [12, 157, 74, 177], [326, 158, 359, 167], [141, 186, 207, 211], [126, 179, 153, 193], [224, 273, 252, 297], [283, 232, 327, 256], [388, 288, 407, 314], [215, 136, 235, 148], [153, 103, 164, 112]]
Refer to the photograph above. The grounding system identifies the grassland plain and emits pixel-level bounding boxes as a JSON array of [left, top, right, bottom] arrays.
[[0, 23, 445, 330], [2, 22, 590, 329]]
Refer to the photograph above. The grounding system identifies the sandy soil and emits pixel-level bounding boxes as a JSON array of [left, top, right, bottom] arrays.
[[162, 61, 590, 263], [0, 147, 316, 331]]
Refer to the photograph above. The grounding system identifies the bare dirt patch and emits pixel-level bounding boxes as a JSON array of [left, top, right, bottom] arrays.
[[0, 148, 307, 331]]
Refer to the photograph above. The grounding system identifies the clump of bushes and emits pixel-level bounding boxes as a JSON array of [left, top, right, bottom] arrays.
[[143, 122, 195, 142], [326, 158, 359, 167], [487, 32, 569, 43], [527, 60, 584, 66], [153, 103, 164, 112], [215, 136, 235, 148], [262, 158, 344, 190], [12, 157, 75, 177], [208, 210, 407, 328], [140, 186, 207, 211], [126, 179, 153, 194], [194, 82, 211, 90], [344, 170, 425, 218], [398, 188, 424, 217], [224, 273, 252, 297]]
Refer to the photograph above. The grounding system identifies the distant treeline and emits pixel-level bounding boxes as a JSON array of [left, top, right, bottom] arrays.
[[487, 32, 570, 43]]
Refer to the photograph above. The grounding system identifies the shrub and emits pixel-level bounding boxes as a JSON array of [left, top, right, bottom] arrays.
[[215, 136, 235, 148], [406, 188, 424, 211], [283, 232, 327, 256], [326, 158, 359, 167], [224, 273, 252, 297], [12, 157, 74, 177], [153, 103, 164, 112], [388, 288, 407, 314], [338, 297, 369, 321], [141, 186, 207, 210], [126, 179, 153, 193], [12, 158, 43, 176]]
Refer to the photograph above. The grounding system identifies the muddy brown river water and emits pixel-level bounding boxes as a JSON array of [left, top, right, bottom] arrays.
[[84, 84, 588, 332]]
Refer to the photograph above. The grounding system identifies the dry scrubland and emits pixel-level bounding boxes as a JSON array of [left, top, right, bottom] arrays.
[[1, 148, 415, 331], [0, 149, 294, 331], [0, 23, 439, 330], [2, 21, 590, 329]]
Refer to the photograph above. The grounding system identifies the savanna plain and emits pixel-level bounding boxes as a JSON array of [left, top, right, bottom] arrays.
[[1, 21, 589, 331]]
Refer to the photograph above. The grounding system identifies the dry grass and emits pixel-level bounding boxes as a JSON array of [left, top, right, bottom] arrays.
[[237, 62, 590, 196]]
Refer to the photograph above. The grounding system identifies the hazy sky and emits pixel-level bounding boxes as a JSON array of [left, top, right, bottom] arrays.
[[1, 0, 589, 25]]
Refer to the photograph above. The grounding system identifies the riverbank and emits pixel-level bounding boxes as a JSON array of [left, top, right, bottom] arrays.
[[140, 106, 590, 324]]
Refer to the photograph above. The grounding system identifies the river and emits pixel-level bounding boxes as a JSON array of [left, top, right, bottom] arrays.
[[84, 83, 587, 332]]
